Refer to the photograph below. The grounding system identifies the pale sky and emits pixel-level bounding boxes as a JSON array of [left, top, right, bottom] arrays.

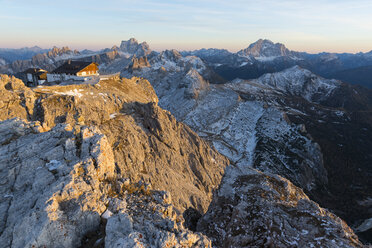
[[1, 0, 372, 53]]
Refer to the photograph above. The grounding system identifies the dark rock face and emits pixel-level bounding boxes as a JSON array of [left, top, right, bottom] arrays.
[[282, 84, 372, 242], [197, 167, 363, 248], [227, 68, 372, 243], [183, 207, 202, 232], [327, 65, 372, 89]]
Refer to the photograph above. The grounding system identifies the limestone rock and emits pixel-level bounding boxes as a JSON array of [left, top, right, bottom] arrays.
[[103, 187, 211, 248], [0, 74, 36, 120], [0, 118, 212, 247], [0, 119, 114, 247]]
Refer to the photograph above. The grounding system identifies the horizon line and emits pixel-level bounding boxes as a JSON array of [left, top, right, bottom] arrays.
[[1, 40, 371, 55]]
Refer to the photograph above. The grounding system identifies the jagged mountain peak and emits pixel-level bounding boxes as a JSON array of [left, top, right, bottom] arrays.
[[111, 45, 119, 51], [159, 49, 182, 61], [250, 38, 275, 46], [237, 39, 297, 60], [47, 46, 77, 58], [50, 46, 71, 51], [129, 37, 138, 43], [119, 37, 140, 46], [119, 38, 151, 56]]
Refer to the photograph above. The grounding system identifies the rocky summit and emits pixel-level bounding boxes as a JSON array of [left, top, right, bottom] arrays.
[[0, 74, 228, 247], [237, 39, 301, 60], [0, 73, 367, 247], [0, 74, 228, 214]]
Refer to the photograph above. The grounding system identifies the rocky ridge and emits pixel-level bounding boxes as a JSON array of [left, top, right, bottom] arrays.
[[121, 58, 328, 194]]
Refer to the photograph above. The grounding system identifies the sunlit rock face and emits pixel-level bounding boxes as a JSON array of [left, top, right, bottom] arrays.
[[0, 119, 212, 247], [0, 119, 115, 247]]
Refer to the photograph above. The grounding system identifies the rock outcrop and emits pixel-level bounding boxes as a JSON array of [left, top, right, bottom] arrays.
[[197, 166, 363, 247], [0, 75, 36, 120], [129, 56, 150, 71], [0, 118, 211, 247]]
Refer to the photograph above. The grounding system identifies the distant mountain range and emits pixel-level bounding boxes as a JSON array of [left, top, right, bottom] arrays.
[[182, 39, 372, 89], [1, 39, 372, 88], [0, 46, 49, 63]]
